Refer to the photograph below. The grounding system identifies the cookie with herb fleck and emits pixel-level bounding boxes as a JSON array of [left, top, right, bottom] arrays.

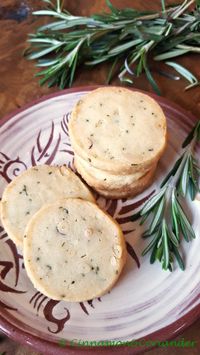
[[75, 154, 157, 190], [69, 87, 167, 174], [0, 165, 95, 247], [78, 162, 157, 199], [95, 168, 156, 199], [23, 198, 127, 302]]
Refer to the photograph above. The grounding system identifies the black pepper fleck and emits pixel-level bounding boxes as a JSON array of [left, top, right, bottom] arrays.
[[36, 257, 40, 261], [48, 172, 53, 175], [71, 280, 75, 284], [46, 265, 52, 270]]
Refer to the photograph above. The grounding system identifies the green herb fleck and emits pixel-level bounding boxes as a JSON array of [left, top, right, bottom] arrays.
[[19, 185, 28, 196]]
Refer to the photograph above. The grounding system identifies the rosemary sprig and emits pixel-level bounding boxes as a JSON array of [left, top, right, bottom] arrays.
[[131, 120, 200, 271], [25, 0, 200, 92]]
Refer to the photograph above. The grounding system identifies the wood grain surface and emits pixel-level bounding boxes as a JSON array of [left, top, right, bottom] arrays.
[[0, 0, 200, 354]]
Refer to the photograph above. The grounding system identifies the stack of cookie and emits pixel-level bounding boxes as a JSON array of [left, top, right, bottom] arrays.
[[69, 87, 167, 199]]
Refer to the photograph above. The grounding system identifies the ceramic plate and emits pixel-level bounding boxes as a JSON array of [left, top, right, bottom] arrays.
[[0, 87, 200, 354]]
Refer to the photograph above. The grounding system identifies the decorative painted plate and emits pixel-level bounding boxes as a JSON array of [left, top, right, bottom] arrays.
[[0, 87, 199, 354]]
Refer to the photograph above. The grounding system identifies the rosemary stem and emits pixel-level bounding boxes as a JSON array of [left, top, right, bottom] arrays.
[[172, 0, 196, 19]]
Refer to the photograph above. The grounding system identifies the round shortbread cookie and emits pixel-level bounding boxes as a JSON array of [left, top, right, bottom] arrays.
[[23, 198, 127, 302], [0, 165, 95, 247], [74, 153, 156, 190], [69, 87, 167, 174], [94, 165, 156, 199], [95, 171, 154, 199], [75, 156, 157, 199]]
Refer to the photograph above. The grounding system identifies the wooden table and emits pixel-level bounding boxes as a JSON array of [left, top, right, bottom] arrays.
[[0, 0, 199, 354]]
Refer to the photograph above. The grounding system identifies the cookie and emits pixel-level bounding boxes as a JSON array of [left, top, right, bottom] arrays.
[[74, 153, 156, 190], [0, 165, 95, 247], [69, 87, 167, 174], [23, 198, 127, 302]]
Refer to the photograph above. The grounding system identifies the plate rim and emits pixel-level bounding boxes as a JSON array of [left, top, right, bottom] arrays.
[[0, 85, 199, 354]]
